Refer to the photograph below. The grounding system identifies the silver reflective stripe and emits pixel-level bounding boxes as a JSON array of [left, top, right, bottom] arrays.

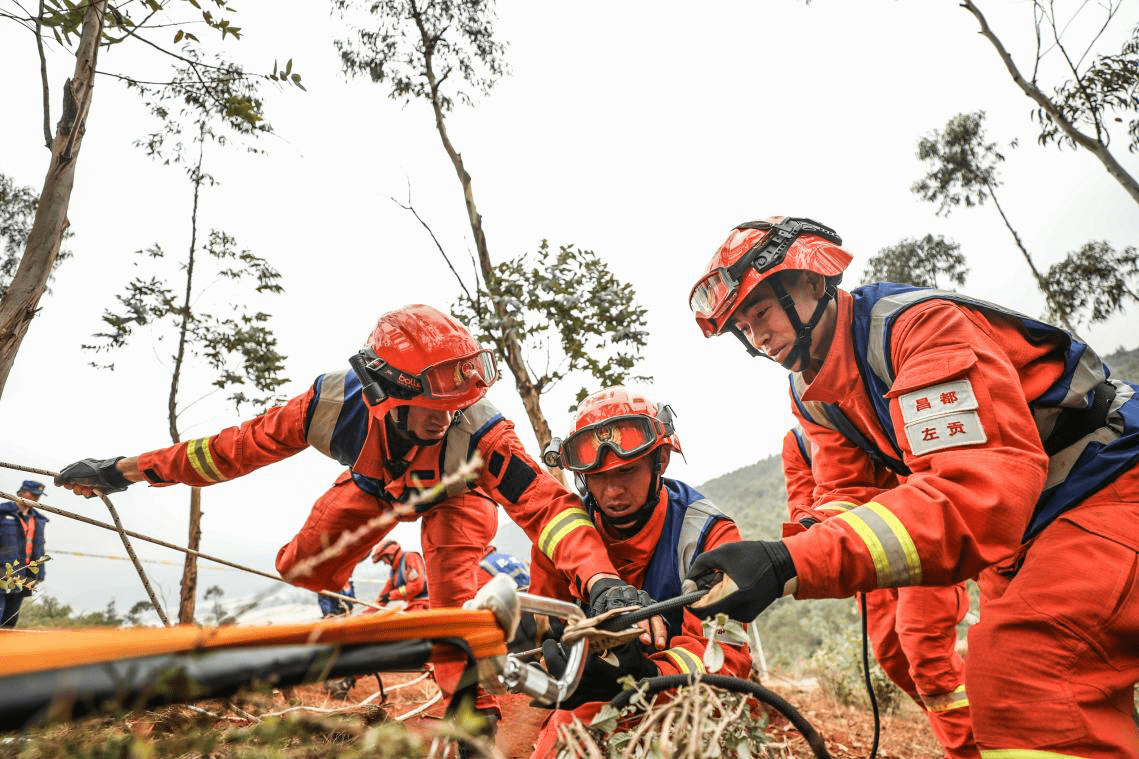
[[676, 498, 729, 576], [867, 290, 1105, 412], [306, 371, 349, 457], [866, 289, 1037, 385], [1063, 347, 1108, 407], [442, 398, 501, 496], [1043, 378, 1132, 489], [792, 371, 837, 432]]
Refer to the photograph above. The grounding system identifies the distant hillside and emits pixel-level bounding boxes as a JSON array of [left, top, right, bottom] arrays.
[[697, 454, 788, 541], [1105, 345, 1139, 383]]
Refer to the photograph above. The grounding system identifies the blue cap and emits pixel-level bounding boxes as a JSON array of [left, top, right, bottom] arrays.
[[20, 480, 45, 496]]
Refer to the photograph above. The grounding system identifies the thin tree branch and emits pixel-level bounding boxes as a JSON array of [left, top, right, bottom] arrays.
[[102, 0, 164, 46], [389, 187, 474, 301], [1042, 0, 1106, 144], [961, 0, 1139, 204], [35, 0, 51, 148]]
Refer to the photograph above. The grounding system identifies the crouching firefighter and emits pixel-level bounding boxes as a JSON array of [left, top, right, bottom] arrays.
[[370, 539, 430, 611], [54, 304, 661, 731], [531, 387, 751, 757]]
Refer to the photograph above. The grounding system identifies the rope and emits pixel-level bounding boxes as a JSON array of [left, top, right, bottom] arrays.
[[0, 460, 171, 626], [0, 489, 377, 612]]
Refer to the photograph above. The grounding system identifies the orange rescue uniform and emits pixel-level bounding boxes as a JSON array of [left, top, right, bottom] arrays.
[[528, 479, 750, 757], [134, 376, 622, 714], [782, 428, 977, 758], [785, 289, 1139, 756]]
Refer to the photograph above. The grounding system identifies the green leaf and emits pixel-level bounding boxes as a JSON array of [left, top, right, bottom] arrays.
[[174, 29, 184, 43]]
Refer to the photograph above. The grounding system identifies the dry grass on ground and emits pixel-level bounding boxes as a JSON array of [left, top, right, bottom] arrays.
[[2, 672, 945, 759]]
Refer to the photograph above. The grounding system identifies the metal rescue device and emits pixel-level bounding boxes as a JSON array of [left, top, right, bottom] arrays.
[[466, 573, 589, 705]]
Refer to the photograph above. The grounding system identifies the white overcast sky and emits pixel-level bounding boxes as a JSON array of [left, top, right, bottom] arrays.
[[1, 0, 1136, 615]]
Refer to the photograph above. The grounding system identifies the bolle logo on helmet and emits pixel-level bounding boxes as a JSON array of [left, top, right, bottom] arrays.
[[396, 374, 418, 387]]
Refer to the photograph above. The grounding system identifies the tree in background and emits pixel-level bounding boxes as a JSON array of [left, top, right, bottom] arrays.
[[334, 0, 649, 462], [0, 171, 69, 299], [452, 240, 649, 410], [860, 235, 969, 290], [1043, 241, 1139, 328], [83, 55, 288, 624], [960, 0, 1139, 205], [0, 0, 301, 397], [914, 110, 1138, 330], [912, 111, 1057, 303]]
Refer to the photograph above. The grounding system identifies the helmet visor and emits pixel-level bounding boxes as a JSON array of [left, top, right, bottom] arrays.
[[421, 349, 499, 400], [689, 268, 740, 323], [561, 414, 663, 472]]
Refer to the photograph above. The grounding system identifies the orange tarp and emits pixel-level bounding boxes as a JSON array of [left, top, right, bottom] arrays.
[[0, 608, 507, 678]]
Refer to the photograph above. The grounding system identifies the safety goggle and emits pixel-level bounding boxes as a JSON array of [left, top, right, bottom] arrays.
[[688, 217, 842, 325], [543, 408, 675, 472], [349, 348, 499, 406]]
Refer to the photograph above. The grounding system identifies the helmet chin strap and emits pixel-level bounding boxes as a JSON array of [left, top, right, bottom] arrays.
[[765, 276, 837, 371]]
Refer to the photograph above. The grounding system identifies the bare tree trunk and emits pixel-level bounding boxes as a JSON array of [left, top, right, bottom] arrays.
[[173, 140, 205, 624], [410, 8, 564, 483], [0, 0, 106, 397], [178, 487, 202, 624], [962, 0, 1139, 206]]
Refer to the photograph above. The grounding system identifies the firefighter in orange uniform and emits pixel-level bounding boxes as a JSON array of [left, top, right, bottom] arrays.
[[530, 388, 751, 758], [783, 427, 977, 757], [371, 538, 430, 611], [55, 305, 662, 725], [686, 216, 1139, 756]]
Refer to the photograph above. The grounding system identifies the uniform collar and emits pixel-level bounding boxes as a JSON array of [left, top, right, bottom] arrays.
[[798, 289, 859, 404]]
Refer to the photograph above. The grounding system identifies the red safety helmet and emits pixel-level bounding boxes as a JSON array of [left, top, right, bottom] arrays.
[[690, 216, 852, 339], [544, 387, 681, 474], [350, 305, 499, 414], [372, 539, 402, 565]]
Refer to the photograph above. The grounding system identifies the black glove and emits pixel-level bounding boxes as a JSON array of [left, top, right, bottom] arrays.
[[378, 593, 391, 604], [542, 638, 658, 709], [587, 578, 655, 618], [799, 517, 819, 529], [54, 457, 132, 495], [684, 540, 797, 623]]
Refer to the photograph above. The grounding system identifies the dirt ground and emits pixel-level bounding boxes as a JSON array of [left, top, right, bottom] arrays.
[[333, 671, 946, 758]]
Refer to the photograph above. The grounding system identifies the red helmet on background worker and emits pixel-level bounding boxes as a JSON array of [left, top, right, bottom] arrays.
[[544, 387, 680, 533], [689, 216, 852, 364], [544, 387, 681, 474], [349, 305, 499, 415], [371, 538, 402, 566]]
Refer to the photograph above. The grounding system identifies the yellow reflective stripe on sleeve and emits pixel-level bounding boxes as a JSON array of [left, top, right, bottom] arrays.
[[836, 501, 922, 586], [817, 500, 858, 513], [923, 684, 968, 712], [980, 751, 1085, 758], [663, 647, 704, 675], [187, 437, 224, 483], [538, 508, 593, 560]]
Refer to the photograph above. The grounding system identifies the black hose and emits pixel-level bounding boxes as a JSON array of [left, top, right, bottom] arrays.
[[860, 592, 880, 759], [608, 673, 832, 759]]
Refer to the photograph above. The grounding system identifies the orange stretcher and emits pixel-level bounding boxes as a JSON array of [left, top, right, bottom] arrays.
[[0, 576, 589, 731]]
